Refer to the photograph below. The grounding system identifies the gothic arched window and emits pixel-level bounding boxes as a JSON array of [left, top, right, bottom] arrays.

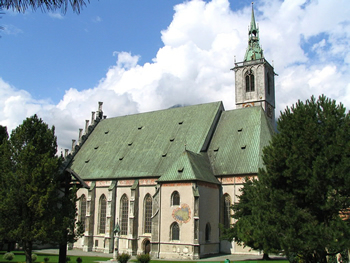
[[245, 70, 255, 92], [171, 191, 180, 206], [120, 194, 129, 235], [144, 194, 152, 234], [98, 194, 107, 234], [222, 194, 231, 228], [205, 223, 211, 242], [79, 194, 87, 231], [171, 222, 180, 241]]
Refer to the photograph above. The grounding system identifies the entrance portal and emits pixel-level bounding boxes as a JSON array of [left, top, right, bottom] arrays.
[[142, 239, 151, 254]]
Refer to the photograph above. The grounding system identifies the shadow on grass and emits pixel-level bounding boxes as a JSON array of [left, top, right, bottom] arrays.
[[0, 251, 112, 263]]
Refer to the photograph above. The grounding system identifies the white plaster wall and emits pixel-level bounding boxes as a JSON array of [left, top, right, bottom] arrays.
[[159, 244, 194, 260], [160, 183, 194, 244], [197, 183, 220, 256]]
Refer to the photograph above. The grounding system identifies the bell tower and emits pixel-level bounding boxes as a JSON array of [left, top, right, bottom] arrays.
[[232, 3, 276, 124]]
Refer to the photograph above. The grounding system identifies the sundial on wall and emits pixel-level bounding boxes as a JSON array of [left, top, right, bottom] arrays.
[[172, 204, 191, 223]]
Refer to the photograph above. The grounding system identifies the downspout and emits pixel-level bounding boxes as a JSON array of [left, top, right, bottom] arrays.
[[114, 181, 119, 255], [233, 176, 236, 253], [219, 177, 222, 254], [158, 185, 162, 258]]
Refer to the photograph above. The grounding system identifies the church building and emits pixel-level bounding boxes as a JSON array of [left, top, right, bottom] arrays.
[[64, 4, 276, 260]]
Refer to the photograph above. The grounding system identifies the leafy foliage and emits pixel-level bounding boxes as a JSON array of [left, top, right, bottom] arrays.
[[3, 252, 14, 261], [117, 253, 131, 263], [0, 125, 8, 143], [226, 95, 350, 263], [0, 0, 89, 14], [0, 115, 82, 263], [136, 254, 151, 263], [0, 126, 12, 240]]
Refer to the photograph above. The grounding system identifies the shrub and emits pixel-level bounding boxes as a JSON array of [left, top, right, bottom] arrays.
[[31, 254, 37, 262], [3, 252, 15, 261], [76, 257, 82, 263], [66, 257, 71, 262], [136, 254, 151, 263], [117, 252, 131, 263], [44, 257, 50, 263]]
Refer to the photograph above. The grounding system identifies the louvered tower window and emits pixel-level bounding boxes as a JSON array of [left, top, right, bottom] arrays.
[[120, 194, 129, 235], [144, 194, 152, 234], [245, 72, 255, 92]]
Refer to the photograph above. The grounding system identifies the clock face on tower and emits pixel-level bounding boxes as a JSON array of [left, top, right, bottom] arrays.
[[243, 103, 254, 108]]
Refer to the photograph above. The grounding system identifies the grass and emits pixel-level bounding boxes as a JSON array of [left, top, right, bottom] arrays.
[[1, 251, 289, 263], [0, 252, 112, 263]]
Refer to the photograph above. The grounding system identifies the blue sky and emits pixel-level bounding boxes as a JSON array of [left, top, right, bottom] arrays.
[[1, 1, 185, 102], [1, 0, 349, 152]]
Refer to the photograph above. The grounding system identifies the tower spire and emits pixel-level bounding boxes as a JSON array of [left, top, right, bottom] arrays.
[[233, 2, 276, 128], [244, 2, 263, 61], [249, 2, 257, 34]]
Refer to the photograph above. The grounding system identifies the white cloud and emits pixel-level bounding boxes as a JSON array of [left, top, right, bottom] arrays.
[[1, 0, 350, 153], [48, 12, 64, 19], [92, 16, 102, 23], [2, 24, 23, 35]]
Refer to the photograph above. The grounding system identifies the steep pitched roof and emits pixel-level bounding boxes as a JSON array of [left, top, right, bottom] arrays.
[[69, 101, 224, 180], [157, 150, 220, 184], [208, 106, 274, 175]]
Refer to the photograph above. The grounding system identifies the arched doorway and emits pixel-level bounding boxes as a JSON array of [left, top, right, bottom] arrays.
[[142, 238, 151, 254]]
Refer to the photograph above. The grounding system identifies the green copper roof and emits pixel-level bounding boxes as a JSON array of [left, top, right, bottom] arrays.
[[69, 102, 223, 180], [157, 150, 220, 184], [244, 3, 264, 62], [208, 107, 274, 175]]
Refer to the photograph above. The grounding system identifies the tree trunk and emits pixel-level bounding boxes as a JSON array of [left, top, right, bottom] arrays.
[[263, 253, 270, 260], [23, 241, 32, 263], [58, 172, 70, 263], [314, 250, 328, 263], [59, 241, 67, 263]]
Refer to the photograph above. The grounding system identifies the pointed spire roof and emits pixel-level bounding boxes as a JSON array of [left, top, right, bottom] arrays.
[[249, 3, 257, 35], [244, 2, 264, 62]]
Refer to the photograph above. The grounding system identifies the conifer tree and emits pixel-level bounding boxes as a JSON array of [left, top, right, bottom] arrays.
[[0, 126, 13, 244], [226, 95, 350, 263], [6, 115, 60, 263], [0, 0, 88, 14], [0, 115, 82, 263]]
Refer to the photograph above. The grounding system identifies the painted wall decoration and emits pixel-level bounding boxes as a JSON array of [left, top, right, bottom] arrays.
[[172, 203, 191, 223]]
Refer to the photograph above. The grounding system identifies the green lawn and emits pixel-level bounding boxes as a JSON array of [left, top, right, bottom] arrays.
[[0, 252, 111, 263], [1, 251, 289, 263]]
